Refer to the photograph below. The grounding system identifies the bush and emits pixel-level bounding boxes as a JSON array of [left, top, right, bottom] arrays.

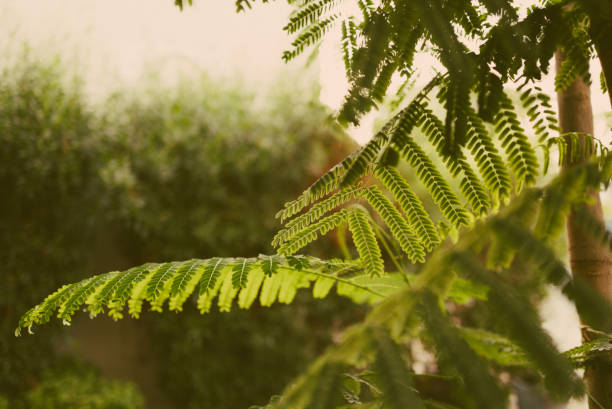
[[25, 364, 143, 409]]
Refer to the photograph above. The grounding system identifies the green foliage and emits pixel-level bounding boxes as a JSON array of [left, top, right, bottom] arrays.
[[259, 156, 612, 409], [255, 0, 595, 136], [271, 75, 582, 272], [493, 92, 539, 191], [375, 166, 440, 251], [1, 50, 356, 409], [0, 51, 103, 404], [24, 365, 143, 409], [347, 208, 385, 276], [16, 256, 402, 332], [363, 186, 425, 262]]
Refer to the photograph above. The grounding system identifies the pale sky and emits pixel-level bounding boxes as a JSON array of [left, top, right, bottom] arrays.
[[3, 0, 610, 144]]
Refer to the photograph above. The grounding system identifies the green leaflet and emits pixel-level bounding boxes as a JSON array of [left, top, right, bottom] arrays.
[[518, 84, 560, 142], [108, 266, 151, 319], [275, 153, 356, 222], [198, 268, 229, 314], [128, 269, 157, 318], [340, 133, 385, 187], [460, 327, 529, 367], [363, 186, 425, 263], [456, 157, 491, 216], [283, 16, 338, 62], [17, 255, 414, 335], [273, 186, 365, 248], [278, 209, 350, 255], [231, 258, 256, 289], [199, 258, 227, 296], [341, 18, 357, 77], [283, 0, 342, 34], [564, 337, 612, 367], [375, 166, 440, 250], [259, 270, 284, 307], [417, 100, 491, 214], [260, 254, 281, 276], [336, 273, 404, 304], [493, 92, 539, 191], [146, 263, 178, 302], [348, 208, 384, 276], [58, 274, 114, 322], [287, 254, 311, 271], [147, 262, 181, 311], [391, 122, 470, 229], [168, 260, 206, 312], [279, 269, 310, 304], [218, 270, 239, 312], [88, 270, 131, 314], [465, 109, 512, 200], [238, 268, 265, 309], [18, 283, 77, 332], [312, 275, 335, 298]]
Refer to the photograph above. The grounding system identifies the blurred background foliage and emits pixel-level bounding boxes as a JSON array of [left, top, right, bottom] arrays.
[[0, 48, 362, 409]]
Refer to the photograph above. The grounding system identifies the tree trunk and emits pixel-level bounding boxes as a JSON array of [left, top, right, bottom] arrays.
[[555, 51, 612, 409]]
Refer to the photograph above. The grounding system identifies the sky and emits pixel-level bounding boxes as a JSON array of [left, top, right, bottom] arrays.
[[4, 3, 610, 406], [3, 0, 610, 144]]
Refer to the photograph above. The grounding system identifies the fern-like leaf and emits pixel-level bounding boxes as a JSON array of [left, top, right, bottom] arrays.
[[237, 267, 265, 309], [392, 120, 470, 228], [283, 0, 342, 34], [519, 83, 560, 142], [273, 185, 365, 247], [494, 92, 539, 191], [200, 258, 227, 293], [283, 16, 338, 62], [375, 166, 440, 250], [363, 186, 425, 263], [340, 18, 357, 77], [17, 256, 407, 335], [348, 208, 384, 276], [465, 109, 512, 200], [275, 153, 356, 222], [278, 209, 350, 255], [232, 258, 256, 289]]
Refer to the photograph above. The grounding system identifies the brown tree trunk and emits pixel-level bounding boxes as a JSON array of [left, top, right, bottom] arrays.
[[555, 51, 612, 409]]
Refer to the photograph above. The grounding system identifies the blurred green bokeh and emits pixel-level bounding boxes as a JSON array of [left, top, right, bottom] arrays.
[[0, 49, 361, 409]]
